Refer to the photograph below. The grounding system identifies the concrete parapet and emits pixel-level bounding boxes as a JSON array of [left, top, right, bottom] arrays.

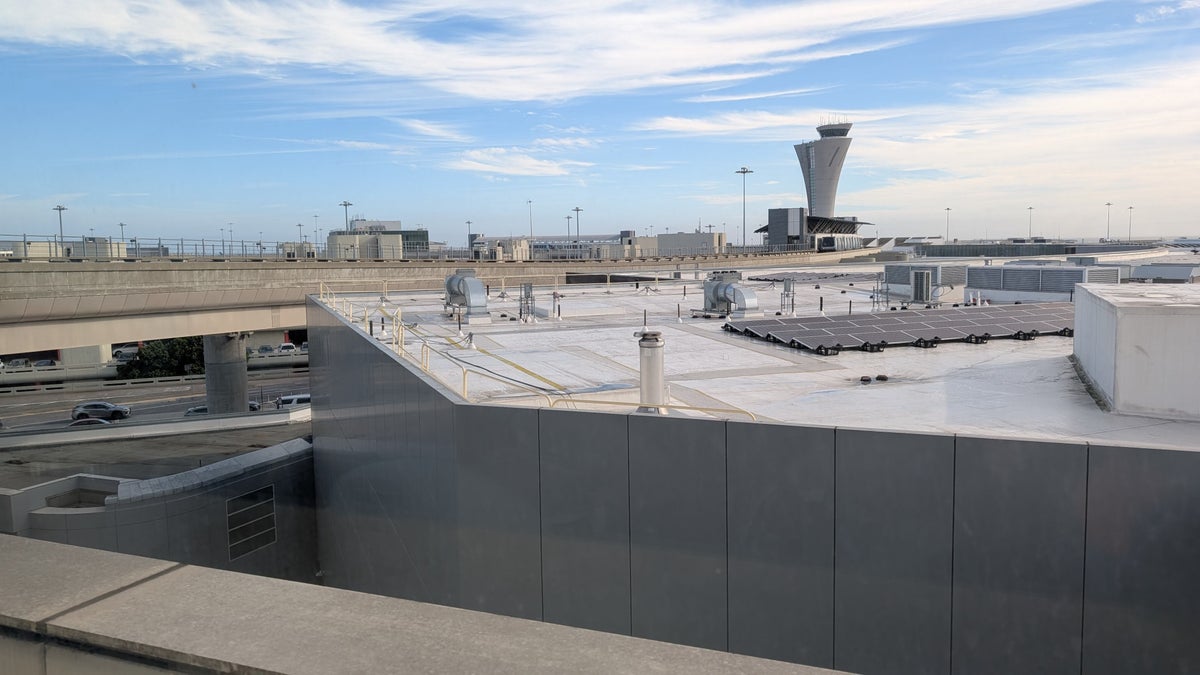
[[0, 536, 835, 674]]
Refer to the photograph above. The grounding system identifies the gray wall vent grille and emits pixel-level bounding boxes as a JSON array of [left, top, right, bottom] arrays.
[[227, 484, 277, 561]]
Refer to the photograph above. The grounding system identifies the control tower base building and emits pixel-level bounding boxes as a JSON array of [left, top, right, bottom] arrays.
[[794, 120, 853, 219]]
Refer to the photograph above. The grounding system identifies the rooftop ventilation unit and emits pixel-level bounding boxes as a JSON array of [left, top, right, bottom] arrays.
[[444, 269, 490, 323], [703, 271, 759, 318]]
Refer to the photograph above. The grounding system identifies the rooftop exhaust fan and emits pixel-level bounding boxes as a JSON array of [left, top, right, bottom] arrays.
[[703, 271, 759, 318], [444, 269, 490, 321]]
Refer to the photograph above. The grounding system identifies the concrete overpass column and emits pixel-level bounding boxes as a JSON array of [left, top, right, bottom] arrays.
[[203, 333, 248, 413]]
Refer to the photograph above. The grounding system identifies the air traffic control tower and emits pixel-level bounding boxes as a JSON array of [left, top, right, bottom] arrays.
[[794, 120, 853, 218]]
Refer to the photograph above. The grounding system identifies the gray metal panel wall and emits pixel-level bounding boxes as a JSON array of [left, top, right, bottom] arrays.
[[539, 408, 631, 634], [1083, 445, 1200, 675], [835, 428, 954, 675], [727, 421, 835, 666], [628, 415, 727, 651], [952, 436, 1087, 674], [455, 404, 543, 620], [308, 297, 461, 606]]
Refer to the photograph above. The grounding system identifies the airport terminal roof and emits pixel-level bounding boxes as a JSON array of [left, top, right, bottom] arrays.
[[329, 253, 1200, 451]]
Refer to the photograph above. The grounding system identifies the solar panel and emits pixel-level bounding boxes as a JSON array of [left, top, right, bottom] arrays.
[[726, 302, 1075, 355]]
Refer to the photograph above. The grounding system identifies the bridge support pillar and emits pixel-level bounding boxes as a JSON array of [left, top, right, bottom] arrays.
[[203, 333, 248, 414]]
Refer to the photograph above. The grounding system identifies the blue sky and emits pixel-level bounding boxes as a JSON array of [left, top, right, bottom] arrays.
[[1, 0, 1198, 246]]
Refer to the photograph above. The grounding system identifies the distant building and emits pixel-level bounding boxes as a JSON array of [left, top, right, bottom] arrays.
[[330, 219, 429, 258], [761, 208, 865, 250]]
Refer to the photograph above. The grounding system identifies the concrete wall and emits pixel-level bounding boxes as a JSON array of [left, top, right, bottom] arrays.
[[308, 297, 1200, 674], [0, 536, 830, 675], [2, 439, 318, 584]]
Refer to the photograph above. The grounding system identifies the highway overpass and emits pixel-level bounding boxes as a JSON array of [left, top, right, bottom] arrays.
[[0, 250, 861, 352]]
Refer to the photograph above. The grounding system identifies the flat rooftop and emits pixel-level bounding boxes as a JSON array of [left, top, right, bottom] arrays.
[[328, 256, 1200, 451], [0, 424, 310, 490]]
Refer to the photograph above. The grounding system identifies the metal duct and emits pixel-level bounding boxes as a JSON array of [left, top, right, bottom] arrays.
[[636, 330, 666, 414], [444, 269, 488, 316]]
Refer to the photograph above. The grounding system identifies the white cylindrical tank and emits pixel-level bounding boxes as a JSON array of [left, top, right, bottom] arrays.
[[637, 330, 666, 414]]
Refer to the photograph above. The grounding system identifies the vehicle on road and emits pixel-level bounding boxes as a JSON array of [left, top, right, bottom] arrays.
[[184, 401, 261, 416], [275, 393, 310, 409], [278, 343, 298, 353], [257, 345, 275, 354], [68, 418, 112, 427], [71, 401, 131, 420], [33, 359, 57, 367]]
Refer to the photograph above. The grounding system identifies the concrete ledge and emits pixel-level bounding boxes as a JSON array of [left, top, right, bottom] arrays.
[[0, 407, 310, 451], [0, 537, 837, 674]]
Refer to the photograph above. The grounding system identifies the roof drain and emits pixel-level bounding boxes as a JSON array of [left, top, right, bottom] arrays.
[[636, 330, 667, 415]]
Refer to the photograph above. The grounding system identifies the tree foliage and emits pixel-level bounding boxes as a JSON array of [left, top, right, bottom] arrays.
[[116, 337, 206, 379]]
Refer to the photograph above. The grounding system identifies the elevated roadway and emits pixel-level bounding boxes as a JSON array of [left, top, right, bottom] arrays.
[[0, 250, 861, 352]]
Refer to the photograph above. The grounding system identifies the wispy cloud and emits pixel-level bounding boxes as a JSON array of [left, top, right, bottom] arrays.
[[0, 1, 1098, 102], [1136, 1, 1200, 23], [445, 147, 592, 176], [392, 118, 473, 143], [684, 87, 829, 104]]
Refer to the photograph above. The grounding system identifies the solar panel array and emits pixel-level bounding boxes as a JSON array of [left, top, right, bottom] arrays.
[[724, 302, 1075, 355], [748, 271, 878, 284]]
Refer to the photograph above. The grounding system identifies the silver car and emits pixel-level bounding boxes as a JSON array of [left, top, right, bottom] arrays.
[[71, 401, 131, 421]]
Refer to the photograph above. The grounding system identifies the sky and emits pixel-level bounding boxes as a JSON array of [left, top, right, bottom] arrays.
[[0, 0, 1198, 246]]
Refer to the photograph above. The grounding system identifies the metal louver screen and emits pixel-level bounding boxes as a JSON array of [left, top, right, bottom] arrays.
[[227, 485, 277, 561]]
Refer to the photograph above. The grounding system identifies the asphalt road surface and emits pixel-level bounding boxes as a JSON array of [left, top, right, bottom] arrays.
[[0, 371, 310, 432]]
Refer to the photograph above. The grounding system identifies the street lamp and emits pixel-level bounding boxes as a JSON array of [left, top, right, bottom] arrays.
[[312, 215, 319, 246], [565, 215, 572, 257], [526, 199, 534, 239], [1105, 202, 1113, 242], [339, 201, 352, 229], [466, 220, 473, 257], [1127, 206, 1134, 242], [52, 205, 67, 255], [572, 207, 582, 259], [220, 228, 225, 253], [297, 223, 303, 255], [944, 207, 951, 242], [736, 167, 753, 248], [1027, 206, 1034, 239]]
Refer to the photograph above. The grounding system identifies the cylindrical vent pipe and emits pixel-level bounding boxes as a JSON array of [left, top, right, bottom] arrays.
[[636, 330, 666, 414]]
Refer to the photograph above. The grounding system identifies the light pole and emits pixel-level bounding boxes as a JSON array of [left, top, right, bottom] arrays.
[[312, 215, 319, 246], [565, 215, 572, 258], [297, 223, 303, 255], [1105, 202, 1113, 242], [228, 223, 234, 252], [1027, 206, 1034, 239], [736, 167, 753, 248], [526, 199, 534, 239], [118, 222, 126, 249], [1127, 206, 1134, 242], [944, 207, 951, 242], [53, 205, 67, 255], [339, 201, 352, 229], [572, 207, 582, 259], [466, 220, 472, 257]]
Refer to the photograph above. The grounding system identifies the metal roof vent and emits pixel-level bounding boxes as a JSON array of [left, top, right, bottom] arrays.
[[704, 272, 759, 318], [636, 330, 666, 414]]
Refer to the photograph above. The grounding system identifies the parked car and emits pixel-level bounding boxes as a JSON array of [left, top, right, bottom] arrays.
[[7, 358, 29, 368], [68, 418, 112, 427], [275, 393, 310, 409], [71, 401, 131, 420], [33, 359, 57, 367], [112, 344, 139, 358], [185, 401, 261, 416], [278, 342, 298, 353], [300, 341, 309, 352], [257, 344, 275, 354]]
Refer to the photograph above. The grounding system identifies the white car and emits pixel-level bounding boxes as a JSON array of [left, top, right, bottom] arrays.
[[278, 343, 297, 353]]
